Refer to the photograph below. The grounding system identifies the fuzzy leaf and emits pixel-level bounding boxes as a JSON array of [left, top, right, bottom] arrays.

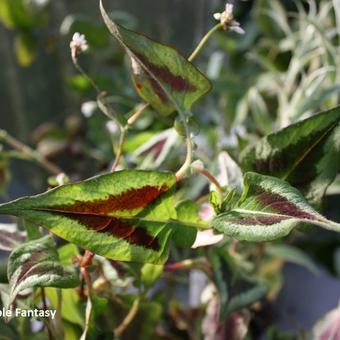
[[0, 223, 26, 251], [212, 172, 340, 241], [241, 106, 340, 205], [100, 0, 211, 115], [0, 170, 176, 264], [7, 236, 79, 310]]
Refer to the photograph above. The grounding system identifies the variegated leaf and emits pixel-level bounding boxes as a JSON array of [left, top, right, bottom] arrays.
[[7, 236, 79, 310], [100, 0, 211, 115], [0, 170, 177, 264], [212, 172, 340, 241], [241, 106, 340, 206]]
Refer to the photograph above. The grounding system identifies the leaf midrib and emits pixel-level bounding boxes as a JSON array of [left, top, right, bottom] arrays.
[[281, 121, 339, 180], [17, 206, 209, 230]]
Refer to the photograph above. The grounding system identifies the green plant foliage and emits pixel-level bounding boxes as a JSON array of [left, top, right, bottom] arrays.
[[0, 170, 177, 264], [212, 172, 340, 241], [7, 236, 79, 312], [0, 0, 339, 338], [172, 200, 199, 247], [265, 244, 319, 275], [241, 106, 340, 206], [100, 0, 211, 115], [212, 249, 268, 318]]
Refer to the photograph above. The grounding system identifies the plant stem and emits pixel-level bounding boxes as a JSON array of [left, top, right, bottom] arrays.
[[111, 126, 127, 171], [192, 166, 224, 203], [72, 54, 101, 95], [41, 288, 53, 340], [175, 119, 193, 181], [114, 297, 140, 338], [79, 250, 95, 340], [188, 23, 223, 62], [127, 103, 149, 127], [175, 23, 223, 180], [0, 129, 63, 176]]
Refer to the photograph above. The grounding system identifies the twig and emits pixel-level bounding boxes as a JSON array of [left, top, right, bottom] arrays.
[[0, 129, 63, 176], [175, 23, 223, 180], [79, 250, 95, 340], [41, 288, 53, 340], [114, 297, 140, 338], [192, 166, 224, 204], [127, 103, 149, 127], [188, 23, 223, 62], [175, 119, 193, 181], [111, 126, 127, 172]]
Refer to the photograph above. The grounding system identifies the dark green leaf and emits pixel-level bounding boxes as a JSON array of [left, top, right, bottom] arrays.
[[212, 172, 340, 241], [241, 106, 340, 206], [100, 0, 211, 115]]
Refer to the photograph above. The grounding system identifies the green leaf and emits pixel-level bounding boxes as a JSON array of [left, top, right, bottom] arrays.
[[265, 244, 319, 275], [172, 200, 199, 247], [100, 0, 211, 115], [0, 170, 177, 264], [241, 106, 340, 206], [141, 263, 163, 288], [7, 236, 79, 310], [45, 287, 84, 327], [212, 172, 340, 241], [211, 250, 268, 318]]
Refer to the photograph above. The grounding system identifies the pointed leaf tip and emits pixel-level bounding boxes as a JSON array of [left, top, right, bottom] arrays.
[[0, 170, 176, 264], [99, 0, 211, 115], [212, 172, 340, 241]]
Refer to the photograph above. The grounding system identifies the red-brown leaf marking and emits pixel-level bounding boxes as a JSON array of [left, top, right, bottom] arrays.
[[16, 251, 44, 285], [135, 53, 197, 93], [254, 186, 319, 221], [149, 77, 169, 102], [230, 215, 289, 226], [52, 185, 169, 216], [66, 213, 159, 250]]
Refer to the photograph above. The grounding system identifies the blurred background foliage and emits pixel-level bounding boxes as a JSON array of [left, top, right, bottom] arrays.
[[0, 0, 340, 339]]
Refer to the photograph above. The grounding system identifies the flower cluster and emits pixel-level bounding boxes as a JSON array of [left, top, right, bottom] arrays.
[[70, 32, 89, 57], [213, 2, 244, 34]]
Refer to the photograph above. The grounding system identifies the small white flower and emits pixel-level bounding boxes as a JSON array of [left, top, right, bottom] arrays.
[[70, 32, 88, 56], [81, 101, 97, 118], [213, 2, 245, 34]]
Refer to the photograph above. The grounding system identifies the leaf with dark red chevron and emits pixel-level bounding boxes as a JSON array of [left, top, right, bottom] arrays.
[[99, 0, 211, 116], [6, 236, 79, 315], [0, 170, 177, 264], [241, 106, 340, 206], [212, 172, 340, 241]]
